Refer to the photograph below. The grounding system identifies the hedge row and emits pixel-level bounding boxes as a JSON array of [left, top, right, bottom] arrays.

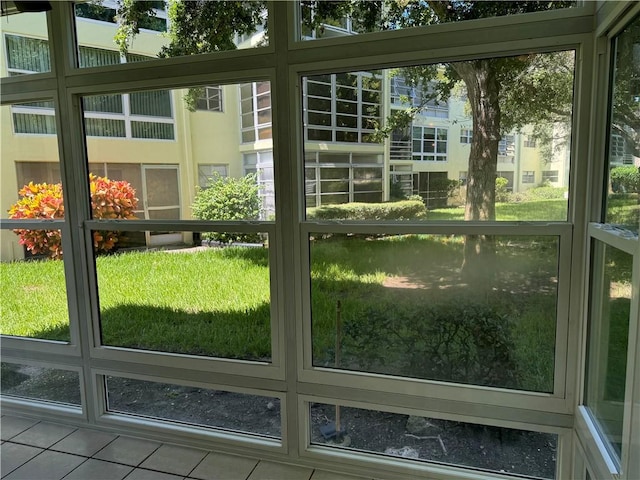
[[307, 199, 426, 221]]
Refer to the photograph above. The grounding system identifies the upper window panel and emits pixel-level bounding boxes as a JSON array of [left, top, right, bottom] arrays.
[[303, 51, 575, 221], [299, 1, 575, 41], [605, 14, 640, 235], [1, 13, 50, 77], [74, 0, 267, 68]]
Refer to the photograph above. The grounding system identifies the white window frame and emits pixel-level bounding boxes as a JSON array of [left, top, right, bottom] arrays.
[[412, 125, 448, 162], [304, 72, 381, 144], [2, 4, 629, 480], [460, 128, 472, 144], [196, 86, 223, 112]]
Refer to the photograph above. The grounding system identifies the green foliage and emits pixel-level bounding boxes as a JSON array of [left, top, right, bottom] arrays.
[[307, 200, 426, 221], [8, 175, 138, 259], [192, 173, 261, 243], [389, 178, 407, 200], [341, 301, 518, 388], [610, 165, 640, 193], [495, 176, 510, 203]]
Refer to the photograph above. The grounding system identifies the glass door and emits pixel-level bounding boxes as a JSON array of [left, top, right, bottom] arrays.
[[141, 165, 182, 245]]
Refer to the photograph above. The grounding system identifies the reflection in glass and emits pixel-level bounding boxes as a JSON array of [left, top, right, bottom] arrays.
[[586, 241, 632, 458], [606, 15, 640, 234], [310, 402, 557, 479], [95, 233, 271, 361], [0, 230, 70, 342], [310, 234, 559, 392], [303, 53, 574, 221], [106, 376, 280, 438], [1, 363, 81, 406]]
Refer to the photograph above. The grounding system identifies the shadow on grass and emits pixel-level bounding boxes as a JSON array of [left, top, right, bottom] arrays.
[[99, 303, 272, 361], [209, 246, 269, 268]]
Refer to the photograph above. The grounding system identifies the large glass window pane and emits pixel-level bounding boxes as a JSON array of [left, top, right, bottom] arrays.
[[303, 52, 574, 219], [78, 81, 297, 224], [310, 402, 557, 479], [1, 362, 81, 406], [0, 230, 70, 341], [74, 1, 267, 69], [95, 233, 271, 362], [106, 376, 280, 439], [310, 234, 559, 392], [585, 241, 632, 459], [606, 15, 640, 234], [300, 2, 575, 41]]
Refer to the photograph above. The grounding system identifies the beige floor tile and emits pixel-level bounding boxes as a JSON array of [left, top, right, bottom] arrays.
[[139, 444, 208, 476], [124, 468, 184, 480], [3, 450, 84, 480], [94, 436, 161, 466], [9, 422, 75, 448], [189, 451, 259, 480], [0, 417, 39, 441], [64, 458, 133, 480], [0, 442, 43, 476], [50, 428, 117, 457], [311, 470, 369, 480], [248, 461, 313, 480]]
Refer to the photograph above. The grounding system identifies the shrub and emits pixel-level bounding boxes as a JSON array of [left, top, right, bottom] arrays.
[[495, 176, 510, 203], [526, 185, 567, 200], [307, 199, 426, 221], [341, 301, 518, 388], [192, 173, 261, 243], [610, 165, 640, 193], [8, 174, 138, 259]]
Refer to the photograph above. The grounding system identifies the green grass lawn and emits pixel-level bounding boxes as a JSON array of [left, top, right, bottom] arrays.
[[1, 234, 565, 392], [429, 198, 568, 221]]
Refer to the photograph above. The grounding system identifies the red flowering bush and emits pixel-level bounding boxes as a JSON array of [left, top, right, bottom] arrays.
[[8, 174, 138, 259]]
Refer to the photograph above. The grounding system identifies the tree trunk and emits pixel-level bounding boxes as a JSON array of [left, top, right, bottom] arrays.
[[453, 60, 501, 281]]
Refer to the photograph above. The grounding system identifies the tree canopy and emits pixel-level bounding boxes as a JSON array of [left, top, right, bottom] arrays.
[[112, 0, 579, 277]]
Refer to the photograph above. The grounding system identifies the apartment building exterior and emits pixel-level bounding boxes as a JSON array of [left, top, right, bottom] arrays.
[[1, 3, 568, 261]]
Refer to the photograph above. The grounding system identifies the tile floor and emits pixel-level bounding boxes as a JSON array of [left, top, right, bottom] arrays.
[[1, 415, 371, 480]]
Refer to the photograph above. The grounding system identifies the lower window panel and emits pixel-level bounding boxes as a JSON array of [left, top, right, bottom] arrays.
[[105, 376, 281, 439], [310, 234, 559, 392], [310, 402, 557, 479], [1, 362, 81, 406]]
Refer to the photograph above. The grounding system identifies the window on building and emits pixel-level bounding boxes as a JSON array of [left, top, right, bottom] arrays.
[[304, 72, 382, 143], [243, 151, 274, 218], [542, 170, 559, 183], [5, 34, 50, 75], [459, 170, 468, 186], [390, 77, 448, 118], [460, 128, 473, 144], [522, 171, 535, 183], [412, 126, 447, 161], [240, 82, 272, 143], [525, 136, 537, 147], [498, 135, 516, 156], [5, 36, 174, 139], [196, 86, 223, 112], [198, 164, 228, 188], [304, 152, 383, 206]]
